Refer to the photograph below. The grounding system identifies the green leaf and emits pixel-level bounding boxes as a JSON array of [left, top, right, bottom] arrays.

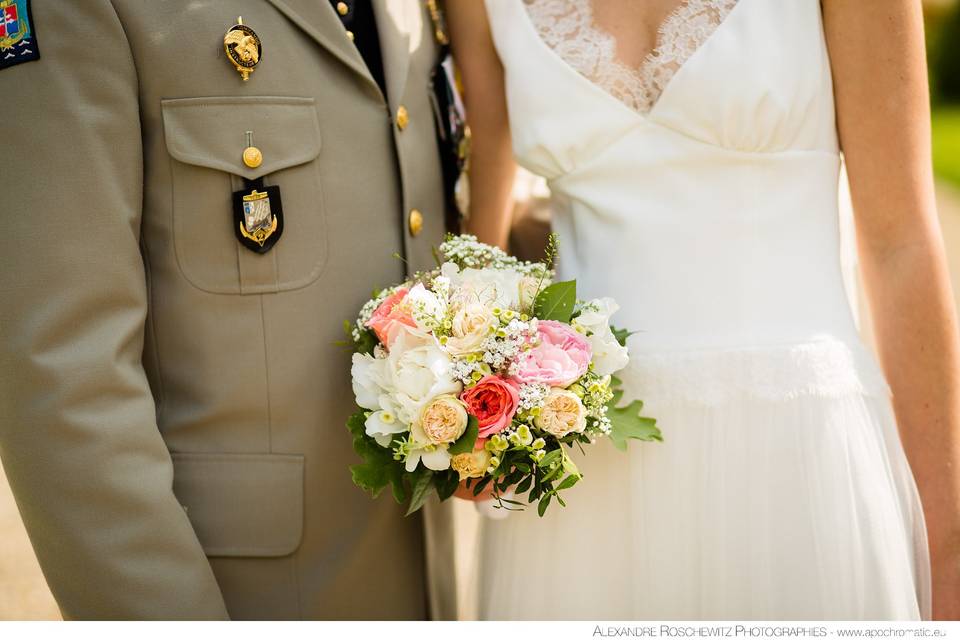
[[405, 468, 435, 516], [611, 325, 638, 347], [607, 389, 663, 451], [346, 411, 397, 498], [533, 280, 577, 322], [448, 415, 479, 455], [556, 473, 581, 492], [537, 494, 553, 517], [515, 474, 533, 496], [434, 470, 460, 502]]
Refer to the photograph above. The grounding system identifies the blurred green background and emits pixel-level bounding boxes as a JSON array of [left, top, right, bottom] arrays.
[[929, 0, 960, 186]]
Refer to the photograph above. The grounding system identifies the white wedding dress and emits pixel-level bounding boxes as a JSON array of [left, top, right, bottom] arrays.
[[472, 0, 932, 620]]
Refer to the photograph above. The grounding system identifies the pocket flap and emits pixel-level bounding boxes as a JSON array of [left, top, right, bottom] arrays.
[[172, 452, 304, 557], [161, 97, 322, 181]]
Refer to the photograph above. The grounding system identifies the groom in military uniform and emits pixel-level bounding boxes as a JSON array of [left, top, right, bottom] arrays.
[[0, 0, 456, 620]]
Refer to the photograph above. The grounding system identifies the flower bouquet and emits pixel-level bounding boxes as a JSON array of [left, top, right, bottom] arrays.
[[346, 234, 660, 516]]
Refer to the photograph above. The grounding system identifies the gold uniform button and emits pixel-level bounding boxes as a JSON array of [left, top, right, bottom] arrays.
[[242, 146, 263, 169], [408, 209, 424, 237], [337, 2, 349, 16], [346, 29, 355, 41], [396, 105, 409, 131]]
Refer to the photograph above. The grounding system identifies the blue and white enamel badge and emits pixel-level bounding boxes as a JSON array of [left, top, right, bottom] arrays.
[[0, 0, 39, 70]]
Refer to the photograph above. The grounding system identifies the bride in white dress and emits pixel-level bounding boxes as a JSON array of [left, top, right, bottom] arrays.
[[443, 0, 960, 621]]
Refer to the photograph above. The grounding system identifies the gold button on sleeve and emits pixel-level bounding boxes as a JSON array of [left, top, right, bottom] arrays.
[[408, 209, 424, 237], [346, 29, 355, 41], [337, 2, 349, 16], [396, 105, 409, 131]]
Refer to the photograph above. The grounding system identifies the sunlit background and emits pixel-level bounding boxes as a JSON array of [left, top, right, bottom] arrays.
[[1, 0, 959, 620]]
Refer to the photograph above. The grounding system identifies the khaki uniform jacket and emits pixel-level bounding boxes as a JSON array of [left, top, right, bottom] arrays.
[[0, 0, 457, 620]]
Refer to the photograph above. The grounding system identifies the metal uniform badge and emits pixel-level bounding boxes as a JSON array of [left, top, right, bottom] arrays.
[[224, 16, 261, 81], [0, 0, 40, 70], [232, 182, 284, 254]]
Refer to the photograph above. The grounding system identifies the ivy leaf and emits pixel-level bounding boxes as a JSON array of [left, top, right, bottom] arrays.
[[448, 415, 479, 455], [405, 467, 436, 516], [346, 411, 396, 498], [533, 280, 577, 322], [607, 389, 662, 451]]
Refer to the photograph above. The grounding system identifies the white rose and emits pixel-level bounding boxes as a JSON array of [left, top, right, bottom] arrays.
[[444, 293, 497, 356], [534, 388, 587, 437], [444, 263, 524, 310], [518, 276, 542, 312], [575, 298, 630, 376], [383, 328, 462, 425]]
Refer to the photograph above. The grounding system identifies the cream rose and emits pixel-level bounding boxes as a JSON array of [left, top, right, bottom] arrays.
[[535, 388, 587, 437], [419, 395, 469, 445], [444, 295, 497, 355], [518, 276, 541, 312], [451, 449, 493, 481]]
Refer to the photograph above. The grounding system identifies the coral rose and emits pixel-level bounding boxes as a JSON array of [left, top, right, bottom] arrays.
[[460, 375, 520, 438], [366, 288, 416, 347]]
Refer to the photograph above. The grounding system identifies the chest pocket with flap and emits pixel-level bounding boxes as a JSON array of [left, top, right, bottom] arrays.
[[162, 96, 326, 294]]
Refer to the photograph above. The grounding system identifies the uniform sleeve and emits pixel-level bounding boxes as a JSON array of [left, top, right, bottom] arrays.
[[0, 0, 229, 619]]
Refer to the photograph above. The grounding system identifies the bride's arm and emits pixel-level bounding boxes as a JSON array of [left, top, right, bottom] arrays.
[[447, 0, 516, 249], [823, 0, 960, 619]]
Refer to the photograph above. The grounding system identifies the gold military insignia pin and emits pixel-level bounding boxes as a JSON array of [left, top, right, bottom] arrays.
[[232, 182, 284, 254], [224, 17, 261, 81]]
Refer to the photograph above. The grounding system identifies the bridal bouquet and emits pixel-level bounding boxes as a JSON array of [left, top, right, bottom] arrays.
[[346, 235, 660, 516]]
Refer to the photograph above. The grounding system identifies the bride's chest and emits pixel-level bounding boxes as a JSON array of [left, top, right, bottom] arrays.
[[488, 0, 840, 177]]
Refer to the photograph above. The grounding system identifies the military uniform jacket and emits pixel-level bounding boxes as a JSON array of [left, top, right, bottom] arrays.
[[0, 0, 456, 620]]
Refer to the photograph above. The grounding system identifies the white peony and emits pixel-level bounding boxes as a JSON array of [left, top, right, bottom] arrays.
[[351, 352, 384, 411], [575, 298, 630, 376], [382, 327, 462, 426]]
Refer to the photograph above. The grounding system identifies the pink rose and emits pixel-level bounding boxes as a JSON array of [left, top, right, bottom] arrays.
[[366, 288, 416, 347], [512, 320, 592, 387], [461, 375, 520, 438]]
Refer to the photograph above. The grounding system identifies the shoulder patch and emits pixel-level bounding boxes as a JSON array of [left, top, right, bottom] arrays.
[[0, 0, 39, 71]]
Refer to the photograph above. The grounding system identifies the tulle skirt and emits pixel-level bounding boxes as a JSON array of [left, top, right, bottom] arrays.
[[472, 341, 931, 620]]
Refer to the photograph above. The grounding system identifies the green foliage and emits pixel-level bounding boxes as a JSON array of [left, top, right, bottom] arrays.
[[346, 411, 404, 499], [611, 325, 638, 347], [932, 107, 960, 188], [932, 4, 960, 104], [448, 416, 479, 455], [405, 467, 435, 516], [607, 389, 662, 452], [533, 280, 577, 322]]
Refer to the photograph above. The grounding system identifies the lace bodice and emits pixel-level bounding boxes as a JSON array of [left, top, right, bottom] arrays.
[[523, 0, 738, 114]]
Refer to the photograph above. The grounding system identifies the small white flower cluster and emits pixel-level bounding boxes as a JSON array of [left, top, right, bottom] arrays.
[[518, 382, 550, 412], [479, 316, 537, 372], [438, 234, 551, 279]]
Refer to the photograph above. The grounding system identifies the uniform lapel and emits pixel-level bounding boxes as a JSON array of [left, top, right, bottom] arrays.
[[262, 0, 377, 89], [372, 0, 412, 109]]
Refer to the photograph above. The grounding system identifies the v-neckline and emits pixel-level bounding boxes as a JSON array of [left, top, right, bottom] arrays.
[[515, 0, 746, 122]]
